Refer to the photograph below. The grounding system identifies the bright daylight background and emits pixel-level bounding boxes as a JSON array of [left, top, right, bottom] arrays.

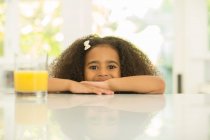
[[0, 0, 210, 139], [0, 0, 210, 95]]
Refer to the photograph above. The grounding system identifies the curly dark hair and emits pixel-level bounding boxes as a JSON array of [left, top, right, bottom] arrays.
[[49, 34, 158, 81]]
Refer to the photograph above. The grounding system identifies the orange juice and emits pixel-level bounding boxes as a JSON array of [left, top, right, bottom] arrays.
[[14, 70, 48, 93]]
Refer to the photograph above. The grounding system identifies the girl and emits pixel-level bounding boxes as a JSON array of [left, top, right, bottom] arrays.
[[48, 35, 165, 94]]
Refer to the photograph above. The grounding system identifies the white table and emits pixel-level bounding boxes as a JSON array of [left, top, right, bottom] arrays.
[[0, 93, 210, 140]]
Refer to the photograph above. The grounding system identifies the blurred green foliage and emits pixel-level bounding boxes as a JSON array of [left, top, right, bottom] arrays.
[[0, 1, 62, 57], [20, 1, 62, 57]]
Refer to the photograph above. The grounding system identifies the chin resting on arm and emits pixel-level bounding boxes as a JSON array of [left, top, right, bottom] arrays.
[[48, 76, 165, 94], [82, 76, 165, 94]]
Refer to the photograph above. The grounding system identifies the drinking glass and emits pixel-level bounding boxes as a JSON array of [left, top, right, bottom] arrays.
[[14, 53, 48, 99]]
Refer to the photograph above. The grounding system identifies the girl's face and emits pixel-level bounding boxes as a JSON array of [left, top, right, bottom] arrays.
[[84, 44, 121, 81]]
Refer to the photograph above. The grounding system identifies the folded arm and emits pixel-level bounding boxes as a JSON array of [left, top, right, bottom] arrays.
[[48, 75, 165, 94], [48, 77, 114, 95], [82, 76, 165, 94]]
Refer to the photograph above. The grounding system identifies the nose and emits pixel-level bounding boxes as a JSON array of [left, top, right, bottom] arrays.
[[98, 68, 109, 77]]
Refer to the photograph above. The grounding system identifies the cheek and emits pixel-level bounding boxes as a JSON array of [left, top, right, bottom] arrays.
[[84, 70, 93, 81], [113, 69, 121, 78], [84, 69, 88, 80], [117, 71, 121, 77], [118, 68, 122, 77]]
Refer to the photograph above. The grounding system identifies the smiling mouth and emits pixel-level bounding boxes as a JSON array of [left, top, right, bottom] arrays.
[[95, 77, 111, 81]]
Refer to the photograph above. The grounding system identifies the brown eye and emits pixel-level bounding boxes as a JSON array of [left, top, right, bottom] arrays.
[[108, 65, 117, 69], [89, 65, 98, 70]]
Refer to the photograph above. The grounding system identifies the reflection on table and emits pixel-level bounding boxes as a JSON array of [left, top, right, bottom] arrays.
[[49, 94, 164, 140], [15, 97, 48, 140], [0, 93, 210, 140]]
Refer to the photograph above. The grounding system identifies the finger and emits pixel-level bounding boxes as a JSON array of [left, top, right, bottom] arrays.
[[95, 91, 102, 95], [94, 88, 111, 95], [88, 86, 113, 95], [91, 88, 102, 95], [104, 91, 114, 95], [101, 89, 114, 95]]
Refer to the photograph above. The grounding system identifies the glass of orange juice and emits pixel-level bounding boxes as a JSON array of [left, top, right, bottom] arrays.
[[14, 53, 48, 99]]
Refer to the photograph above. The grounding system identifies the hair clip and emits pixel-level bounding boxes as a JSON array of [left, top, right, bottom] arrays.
[[84, 40, 91, 50]]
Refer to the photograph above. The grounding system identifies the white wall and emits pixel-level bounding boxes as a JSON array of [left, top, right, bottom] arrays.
[[4, 0, 19, 58], [61, 0, 92, 49], [174, 0, 208, 93]]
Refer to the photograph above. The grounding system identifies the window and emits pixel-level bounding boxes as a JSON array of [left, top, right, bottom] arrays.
[[2, 0, 62, 58], [19, 0, 63, 56]]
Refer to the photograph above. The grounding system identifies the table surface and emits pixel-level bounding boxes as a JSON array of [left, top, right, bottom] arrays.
[[0, 93, 210, 140]]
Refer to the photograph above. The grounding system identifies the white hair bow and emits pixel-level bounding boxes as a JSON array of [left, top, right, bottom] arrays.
[[84, 40, 91, 50]]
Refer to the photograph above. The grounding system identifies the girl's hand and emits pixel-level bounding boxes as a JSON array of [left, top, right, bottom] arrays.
[[70, 81, 114, 95], [80, 81, 111, 91]]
